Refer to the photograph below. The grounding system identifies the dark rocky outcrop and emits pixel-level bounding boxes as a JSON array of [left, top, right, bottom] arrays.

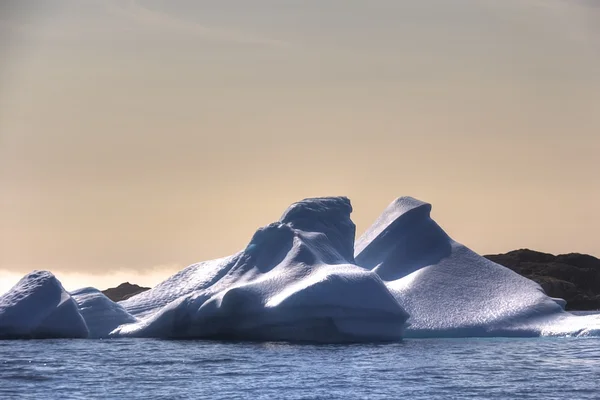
[[485, 249, 600, 310], [102, 282, 150, 302]]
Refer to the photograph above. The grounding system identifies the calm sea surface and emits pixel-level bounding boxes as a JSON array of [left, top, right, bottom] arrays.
[[1, 338, 599, 399]]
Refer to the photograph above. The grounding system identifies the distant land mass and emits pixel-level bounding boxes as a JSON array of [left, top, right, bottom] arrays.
[[102, 282, 150, 302], [485, 249, 600, 311], [103, 249, 600, 310]]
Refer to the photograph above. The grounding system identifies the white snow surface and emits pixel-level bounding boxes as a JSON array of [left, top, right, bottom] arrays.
[[355, 197, 600, 337], [114, 197, 409, 341], [0, 271, 88, 339], [71, 287, 136, 338]]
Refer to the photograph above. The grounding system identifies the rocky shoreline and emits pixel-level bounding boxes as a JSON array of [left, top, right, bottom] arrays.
[[102, 282, 150, 302], [485, 249, 600, 311]]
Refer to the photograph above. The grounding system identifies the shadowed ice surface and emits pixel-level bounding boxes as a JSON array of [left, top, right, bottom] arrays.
[[1, 338, 599, 399]]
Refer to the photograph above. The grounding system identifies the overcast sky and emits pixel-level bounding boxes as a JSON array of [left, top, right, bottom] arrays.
[[1, 0, 599, 293]]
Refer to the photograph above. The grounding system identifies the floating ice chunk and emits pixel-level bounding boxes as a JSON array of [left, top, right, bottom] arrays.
[[0, 271, 88, 339]]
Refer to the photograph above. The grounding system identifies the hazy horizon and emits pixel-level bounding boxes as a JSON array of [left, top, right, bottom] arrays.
[[1, 0, 599, 294]]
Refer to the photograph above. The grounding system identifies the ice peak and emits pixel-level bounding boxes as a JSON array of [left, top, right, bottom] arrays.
[[386, 197, 432, 216], [354, 196, 441, 266], [279, 197, 356, 262], [279, 197, 353, 224]]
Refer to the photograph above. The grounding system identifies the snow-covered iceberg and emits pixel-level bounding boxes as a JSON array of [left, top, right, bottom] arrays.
[[71, 287, 136, 338], [114, 197, 409, 342], [2, 195, 599, 341], [356, 196, 600, 337], [0, 271, 88, 339]]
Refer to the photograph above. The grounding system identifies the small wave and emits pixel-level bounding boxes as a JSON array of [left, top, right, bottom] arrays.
[[213, 371, 245, 377], [190, 357, 238, 365], [1, 373, 52, 382], [123, 357, 239, 367]]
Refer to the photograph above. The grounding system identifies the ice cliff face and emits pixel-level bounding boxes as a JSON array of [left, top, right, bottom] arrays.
[[0, 271, 88, 339], [355, 197, 600, 337], [114, 197, 408, 342]]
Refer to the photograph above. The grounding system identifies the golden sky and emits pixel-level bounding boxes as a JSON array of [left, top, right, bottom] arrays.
[[1, 0, 599, 292]]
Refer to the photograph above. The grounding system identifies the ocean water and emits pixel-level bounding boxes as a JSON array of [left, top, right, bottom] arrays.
[[1, 338, 599, 399]]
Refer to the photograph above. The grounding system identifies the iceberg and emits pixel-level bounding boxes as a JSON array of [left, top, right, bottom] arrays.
[[355, 197, 600, 337], [2, 196, 599, 341], [0, 271, 88, 339], [114, 197, 409, 342], [71, 287, 136, 338]]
